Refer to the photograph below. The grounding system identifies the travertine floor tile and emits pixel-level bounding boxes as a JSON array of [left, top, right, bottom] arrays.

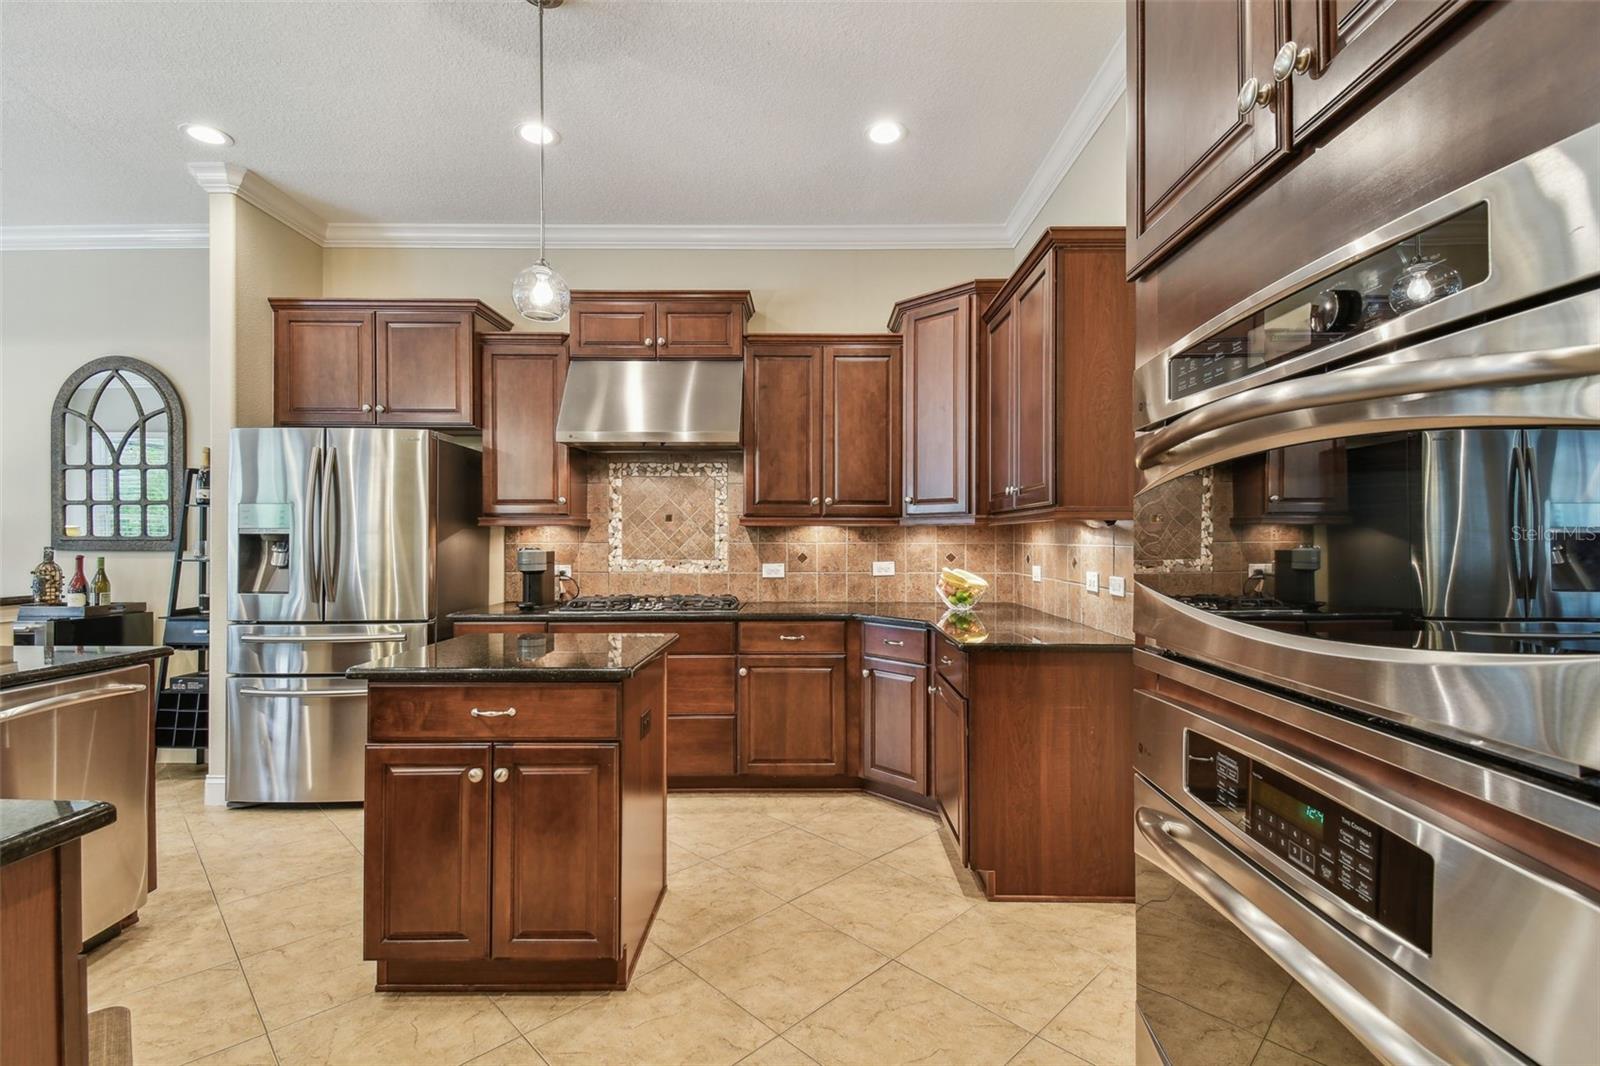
[[87, 886, 236, 1003], [650, 860, 785, 955], [220, 868, 363, 956], [240, 923, 374, 1032], [740, 1036, 819, 1064], [785, 962, 1031, 1066], [666, 839, 705, 874], [797, 797, 938, 858], [1008, 1036, 1094, 1065], [899, 906, 1108, 1032], [1264, 983, 1379, 1066], [984, 901, 1135, 969], [1136, 987, 1263, 1065], [1040, 965, 1134, 1065], [666, 807, 792, 858], [266, 992, 517, 1066], [681, 905, 887, 1030], [876, 832, 985, 899], [186, 1034, 280, 1065], [321, 805, 364, 853], [730, 791, 863, 826], [494, 992, 609, 1036], [791, 859, 973, 956], [107, 962, 265, 1065], [465, 1035, 549, 1065], [195, 825, 362, 904], [528, 961, 772, 1066], [633, 938, 675, 976], [711, 827, 869, 900]]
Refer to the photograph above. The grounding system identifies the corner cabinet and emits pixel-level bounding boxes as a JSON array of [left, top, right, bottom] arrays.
[[568, 292, 753, 359], [271, 299, 511, 428], [744, 335, 902, 524], [980, 228, 1134, 523], [890, 280, 1004, 522], [479, 332, 588, 527]]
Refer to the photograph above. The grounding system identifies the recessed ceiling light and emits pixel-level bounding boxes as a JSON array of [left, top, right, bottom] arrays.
[[180, 123, 234, 147], [517, 122, 559, 145], [867, 120, 906, 145]]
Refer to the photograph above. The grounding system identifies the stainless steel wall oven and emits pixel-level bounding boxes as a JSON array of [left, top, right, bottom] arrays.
[[1132, 126, 1600, 1064]]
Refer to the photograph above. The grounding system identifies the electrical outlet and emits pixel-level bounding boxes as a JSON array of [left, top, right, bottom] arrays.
[[1109, 575, 1126, 597], [1031, 564, 1043, 583], [554, 564, 573, 578], [1248, 562, 1274, 577], [1085, 570, 1100, 594], [761, 562, 786, 579], [872, 560, 896, 576]]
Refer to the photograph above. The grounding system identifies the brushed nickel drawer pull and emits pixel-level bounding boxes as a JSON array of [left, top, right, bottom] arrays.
[[470, 707, 518, 718], [778, 634, 807, 641], [883, 639, 905, 647]]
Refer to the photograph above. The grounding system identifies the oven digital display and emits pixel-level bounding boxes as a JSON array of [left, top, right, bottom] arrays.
[[1184, 731, 1434, 952]]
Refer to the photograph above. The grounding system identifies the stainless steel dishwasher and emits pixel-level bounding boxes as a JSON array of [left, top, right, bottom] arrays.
[[1, 664, 152, 940]]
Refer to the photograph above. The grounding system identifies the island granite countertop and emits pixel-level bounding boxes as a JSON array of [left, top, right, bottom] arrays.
[[450, 601, 1131, 652], [348, 631, 679, 683], [0, 644, 172, 690], [0, 798, 117, 867]]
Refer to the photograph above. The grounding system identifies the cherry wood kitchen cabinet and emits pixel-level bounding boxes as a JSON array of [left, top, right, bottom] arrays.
[[271, 299, 511, 428], [479, 332, 587, 527], [860, 656, 928, 795], [568, 291, 753, 359], [737, 655, 847, 776], [981, 229, 1133, 522], [930, 669, 968, 852], [890, 280, 1004, 522], [1232, 440, 1349, 524], [744, 335, 902, 524]]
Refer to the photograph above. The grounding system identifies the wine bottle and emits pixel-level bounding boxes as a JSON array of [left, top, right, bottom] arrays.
[[90, 557, 111, 606], [196, 446, 211, 504], [67, 554, 89, 608]]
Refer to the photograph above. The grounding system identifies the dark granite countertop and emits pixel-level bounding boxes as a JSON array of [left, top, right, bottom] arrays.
[[451, 601, 1132, 652], [0, 645, 172, 690], [348, 631, 679, 683], [1, 594, 33, 607], [1, 799, 116, 867]]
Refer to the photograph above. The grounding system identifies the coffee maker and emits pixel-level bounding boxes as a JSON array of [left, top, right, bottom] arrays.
[[1274, 545, 1322, 606], [517, 548, 557, 609]]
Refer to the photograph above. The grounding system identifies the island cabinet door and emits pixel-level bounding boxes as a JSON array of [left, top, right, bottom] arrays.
[[737, 655, 846, 776], [491, 743, 620, 961], [364, 744, 491, 960]]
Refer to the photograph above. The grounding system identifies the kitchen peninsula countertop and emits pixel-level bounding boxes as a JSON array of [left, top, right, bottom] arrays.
[[347, 631, 678, 683], [0, 798, 117, 867], [0, 645, 172, 690], [450, 601, 1132, 652]]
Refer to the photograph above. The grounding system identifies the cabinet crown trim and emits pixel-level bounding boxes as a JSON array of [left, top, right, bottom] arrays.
[[570, 290, 755, 316], [983, 227, 1126, 320], [886, 278, 1007, 330], [269, 298, 513, 331]]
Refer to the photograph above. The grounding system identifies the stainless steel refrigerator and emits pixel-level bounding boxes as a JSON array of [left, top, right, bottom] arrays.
[[226, 428, 486, 804]]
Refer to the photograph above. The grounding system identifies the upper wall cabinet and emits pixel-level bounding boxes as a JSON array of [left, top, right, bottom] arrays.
[[980, 228, 1134, 523], [568, 291, 754, 359], [271, 299, 511, 428], [479, 332, 587, 527], [744, 335, 902, 524], [889, 280, 1003, 523], [1127, 0, 1476, 277]]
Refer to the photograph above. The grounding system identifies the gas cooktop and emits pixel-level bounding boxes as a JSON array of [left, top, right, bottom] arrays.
[[552, 594, 741, 613], [1174, 594, 1324, 616]]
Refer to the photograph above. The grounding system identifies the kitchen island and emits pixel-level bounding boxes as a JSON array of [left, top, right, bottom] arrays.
[[347, 631, 673, 992]]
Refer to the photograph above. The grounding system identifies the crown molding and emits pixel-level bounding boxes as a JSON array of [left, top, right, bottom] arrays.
[[320, 221, 1012, 250], [187, 162, 327, 246], [1003, 34, 1126, 247], [0, 224, 209, 251]]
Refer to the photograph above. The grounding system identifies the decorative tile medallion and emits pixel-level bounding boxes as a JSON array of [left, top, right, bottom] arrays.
[[608, 460, 730, 572], [1134, 470, 1214, 573]]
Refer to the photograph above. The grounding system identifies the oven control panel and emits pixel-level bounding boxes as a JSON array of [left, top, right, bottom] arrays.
[[1186, 732, 1434, 951]]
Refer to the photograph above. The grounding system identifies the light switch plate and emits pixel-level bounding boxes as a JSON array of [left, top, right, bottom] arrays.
[[761, 562, 786, 578], [1031, 564, 1043, 583], [1248, 562, 1274, 577], [872, 560, 896, 576], [554, 564, 573, 578], [1085, 570, 1100, 594], [1108, 575, 1126, 597]]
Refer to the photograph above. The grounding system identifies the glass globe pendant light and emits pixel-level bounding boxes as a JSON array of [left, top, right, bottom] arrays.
[[513, 0, 569, 322]]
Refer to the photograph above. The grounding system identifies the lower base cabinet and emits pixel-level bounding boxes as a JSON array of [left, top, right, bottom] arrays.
[[737, 655, 846, 776], [861, 656, 929, 795], [930, 677, 968, 850]]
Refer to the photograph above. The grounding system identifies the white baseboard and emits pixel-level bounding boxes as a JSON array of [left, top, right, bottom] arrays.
[[204, 773, 228, 807]]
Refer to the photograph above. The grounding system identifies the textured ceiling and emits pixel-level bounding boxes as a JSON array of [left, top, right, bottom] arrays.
[[0, 1, 1122, 230]]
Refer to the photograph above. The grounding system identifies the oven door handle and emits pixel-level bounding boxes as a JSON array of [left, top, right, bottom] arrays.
[[1135, 802, 1521, 1066]]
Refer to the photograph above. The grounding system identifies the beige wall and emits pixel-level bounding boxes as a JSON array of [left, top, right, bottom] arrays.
[[0, 249, 209, 634], [1013, 101, 1127, 259]]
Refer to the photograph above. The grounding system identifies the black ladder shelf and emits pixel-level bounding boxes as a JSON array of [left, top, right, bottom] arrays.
[[156, 466, 210, 754]]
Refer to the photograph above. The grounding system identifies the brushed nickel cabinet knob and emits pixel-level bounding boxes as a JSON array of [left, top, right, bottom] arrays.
[[361, 403, 372, 412], [904, 495, 913, 504], [738, 667, 749, 677], [824, 497, 833, 506], [1273, 41, 1313, 81], [493, 768, 509, 783], [810, 497, 820, 506], [1237, 76, 1273, 115], [862, 668, 870, 678], [658, 337, 666, 345], [375, 404, 386, 414], [644, 337, 654, 346], [467, 768, 484, 783], [558, 495, 567, 504]]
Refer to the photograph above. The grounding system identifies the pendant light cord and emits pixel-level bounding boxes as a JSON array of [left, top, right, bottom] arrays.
[[537, 0, 546, 265]]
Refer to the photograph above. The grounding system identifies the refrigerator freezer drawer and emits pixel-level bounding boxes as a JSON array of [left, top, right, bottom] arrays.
[[227, 622, 430, 676], [0, 665, 152, 940], [226, 677, 367, 803]]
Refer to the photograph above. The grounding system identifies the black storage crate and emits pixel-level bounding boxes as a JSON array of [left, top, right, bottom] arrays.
[[156, 674, 209, 749]]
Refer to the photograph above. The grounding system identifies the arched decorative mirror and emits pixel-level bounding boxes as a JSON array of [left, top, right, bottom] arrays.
[[51, 357, 187, 551]]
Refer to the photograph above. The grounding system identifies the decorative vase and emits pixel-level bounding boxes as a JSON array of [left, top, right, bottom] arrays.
[[30, 547, 64, 604]]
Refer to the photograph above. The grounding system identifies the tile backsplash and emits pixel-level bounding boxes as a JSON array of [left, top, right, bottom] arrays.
[[500, 452, 1137, 637]]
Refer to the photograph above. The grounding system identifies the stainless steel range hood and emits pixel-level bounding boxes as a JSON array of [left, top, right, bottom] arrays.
[[555, 359, 743, 449]]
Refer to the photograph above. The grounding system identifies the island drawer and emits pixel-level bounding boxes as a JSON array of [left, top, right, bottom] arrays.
[[738, 621, 846, 655], [546, 622, 734, 654], [860, 622, 927, 665], [368, 685, 618, 741], [934, 638, 967, 696]]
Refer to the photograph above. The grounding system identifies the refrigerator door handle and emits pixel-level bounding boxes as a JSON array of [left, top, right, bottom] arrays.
[[1507, 441, 1528, 607], [308, 444, 324, 603], [236, 685, 367, 699], [322, 446, 341, 604], [1520, 433, 1542, 610]]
